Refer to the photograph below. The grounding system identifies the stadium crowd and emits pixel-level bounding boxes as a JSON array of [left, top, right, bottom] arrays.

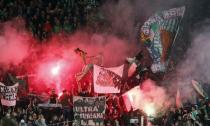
[[0, 0, 210, 126], [0, 0, 104, 41], [0, 87, 210, 126]]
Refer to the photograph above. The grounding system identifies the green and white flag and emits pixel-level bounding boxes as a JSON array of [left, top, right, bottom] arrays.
[[140, 6, 185, 73]]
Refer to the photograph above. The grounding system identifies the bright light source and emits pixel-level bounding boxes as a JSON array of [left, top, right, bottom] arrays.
[[144, 103, 155, 116], [58, 92, 63, 99], [51, 65, 60, 76]]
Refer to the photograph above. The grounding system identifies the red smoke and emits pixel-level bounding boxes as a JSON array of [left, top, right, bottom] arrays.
[[0, 21, 32, 68], [0, 19, 139, 94]]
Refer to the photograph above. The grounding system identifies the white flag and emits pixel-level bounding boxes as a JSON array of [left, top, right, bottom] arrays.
[[93, 65, 124, 93]]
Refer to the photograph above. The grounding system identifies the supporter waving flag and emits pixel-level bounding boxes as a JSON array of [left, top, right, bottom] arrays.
[[140, 6, 185, 73]]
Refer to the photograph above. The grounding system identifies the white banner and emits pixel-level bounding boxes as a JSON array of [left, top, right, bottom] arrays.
[[93, 65, 124, 93], [0, 82, 19, 106]]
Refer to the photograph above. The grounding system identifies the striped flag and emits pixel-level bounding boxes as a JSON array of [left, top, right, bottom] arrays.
[[160, 18, 179, 33], [140, 6, 185, 73]]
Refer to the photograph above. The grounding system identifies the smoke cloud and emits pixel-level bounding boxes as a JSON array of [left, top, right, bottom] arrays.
[[29, 31, 139, 92], [165, 20, 210, 104], [0, 16, 140, 93], [0, 20, 32, 68], [0, 0, 201, 109], [101, 0, 187, 41], [125, 79, 170, 116]]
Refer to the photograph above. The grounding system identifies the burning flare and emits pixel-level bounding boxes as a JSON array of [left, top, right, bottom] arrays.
[[51, 64, 60, 76], [144, 103, 156, 116]]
